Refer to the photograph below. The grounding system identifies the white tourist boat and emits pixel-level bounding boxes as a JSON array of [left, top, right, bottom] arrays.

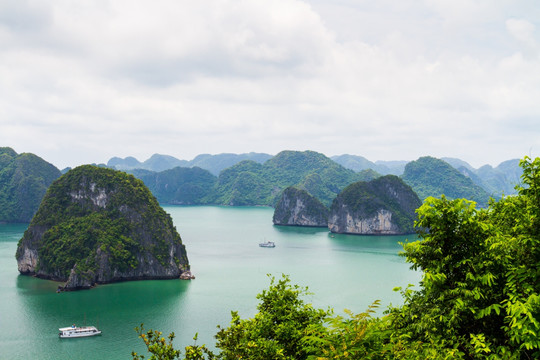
[[259, 240, 275, 248], [59, 325, 102, 338]]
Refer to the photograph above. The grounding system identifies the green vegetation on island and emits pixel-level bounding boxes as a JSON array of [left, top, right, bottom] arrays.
[[212, 150, 363, 207], [273, 186, 329, 227], [133, 156, 540, 360], [401, 156, 491, 207], [210, 160, 272, 205], [16, 165, 189, 290], [135, 166, 217, 205], [105, 151, 520, 211], [329, 175, 421, 234], [130, 150, 365, 208], [0, 147, 61, 223]]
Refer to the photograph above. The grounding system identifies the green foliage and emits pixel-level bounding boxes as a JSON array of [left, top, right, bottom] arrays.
[[357, 168, 381, 182], [133, 275, 332, 360], [17, 165, 187, 282], [383, 156, 540, 358], [37, 214, 138, 278], [303, 301, 384, 360], [132, 324, 182, 360], [0, 147, 61, 222], [130, 151, 380, 207], [213, 150, 362, 207], [211, 161, 274, 205], [215, 274, 330, 360], [136, 167, 217, 205], [402, 156, 490, 207]]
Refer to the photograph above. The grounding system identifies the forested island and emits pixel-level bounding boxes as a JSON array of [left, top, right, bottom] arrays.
[[0, 147, 61, 222], [272, 186, 329, 227], [16, 165, 190, 290], [272, 176, 421, 234], [328, 175, 421, 234]]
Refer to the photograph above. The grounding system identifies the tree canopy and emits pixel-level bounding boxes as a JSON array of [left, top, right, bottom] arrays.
[[133, 156, 540, 359]]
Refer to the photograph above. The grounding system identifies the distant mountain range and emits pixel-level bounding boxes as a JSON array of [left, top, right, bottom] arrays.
[[441, 157, 521, 198], [109, 152, 521, 200], [0, 147, 525, 223], [108, 152, 272, 175], [402, 156, 491, 206], [133, 150, 372, 207], [113, 151, 520, 208], [330, 155, 408, 175], [330, 154, 521, 198]]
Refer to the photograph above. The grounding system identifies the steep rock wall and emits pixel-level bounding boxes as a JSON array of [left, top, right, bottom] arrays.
[[328, 175, 421, 235], [273, 187, 328, 227], [328, 208, 400, 234]]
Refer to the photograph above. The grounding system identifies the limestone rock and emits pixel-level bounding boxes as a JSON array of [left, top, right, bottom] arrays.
[[273, 187, 328, 227], [16, 165, 191, 290], [328, 175, 421, 235]]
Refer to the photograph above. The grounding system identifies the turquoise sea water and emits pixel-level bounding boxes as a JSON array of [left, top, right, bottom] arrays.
[[0, 206, 421, 359]]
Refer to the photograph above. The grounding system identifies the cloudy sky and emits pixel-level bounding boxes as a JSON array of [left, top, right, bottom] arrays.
[[1, 0, 539, 169]]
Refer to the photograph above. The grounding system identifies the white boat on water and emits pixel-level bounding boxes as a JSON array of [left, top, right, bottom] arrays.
[[259, 241, 275, 248], [59, 325, 102, 338]]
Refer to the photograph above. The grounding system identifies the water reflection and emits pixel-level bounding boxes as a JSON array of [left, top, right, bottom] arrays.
[[272, 224, 328, 235]]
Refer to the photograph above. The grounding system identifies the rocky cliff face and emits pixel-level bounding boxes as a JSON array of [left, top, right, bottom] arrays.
[[16, 165, 190, 290], [328, 175, 421, 235], [273, 187, 328, 227], [328, 209, 400, 234]]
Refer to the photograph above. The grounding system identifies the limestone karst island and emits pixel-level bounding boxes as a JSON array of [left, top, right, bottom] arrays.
[[16, 165, 192, 291]]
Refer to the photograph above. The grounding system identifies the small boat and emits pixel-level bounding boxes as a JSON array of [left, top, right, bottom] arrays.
[[59, 325, 102, 338], [259, 241, 275, 248]]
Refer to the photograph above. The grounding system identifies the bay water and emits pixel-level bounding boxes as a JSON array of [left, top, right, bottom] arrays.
[[0, 206, 421, 359]]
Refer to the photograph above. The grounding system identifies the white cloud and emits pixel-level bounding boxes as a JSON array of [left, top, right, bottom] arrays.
[[506, 18, 538, 55], [0, 0, 539, 169]]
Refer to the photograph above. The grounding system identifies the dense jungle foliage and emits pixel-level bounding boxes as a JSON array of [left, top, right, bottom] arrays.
[[133, 156, 540, 359], [0, 147, 61, 222]]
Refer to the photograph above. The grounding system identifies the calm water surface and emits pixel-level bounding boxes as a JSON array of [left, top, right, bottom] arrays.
[[0, 206, 421, 359]]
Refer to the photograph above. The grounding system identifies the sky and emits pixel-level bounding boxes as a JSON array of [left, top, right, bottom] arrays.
[[1, 0, 539, 170]]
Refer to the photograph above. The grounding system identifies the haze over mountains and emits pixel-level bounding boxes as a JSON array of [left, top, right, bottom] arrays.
[[109, 152, 522, 199], [0, 146, 524, 223], [108, 153, 272, 175]]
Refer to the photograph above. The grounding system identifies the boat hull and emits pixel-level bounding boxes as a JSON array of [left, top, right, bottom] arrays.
[[59, 326, 102, 338]]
